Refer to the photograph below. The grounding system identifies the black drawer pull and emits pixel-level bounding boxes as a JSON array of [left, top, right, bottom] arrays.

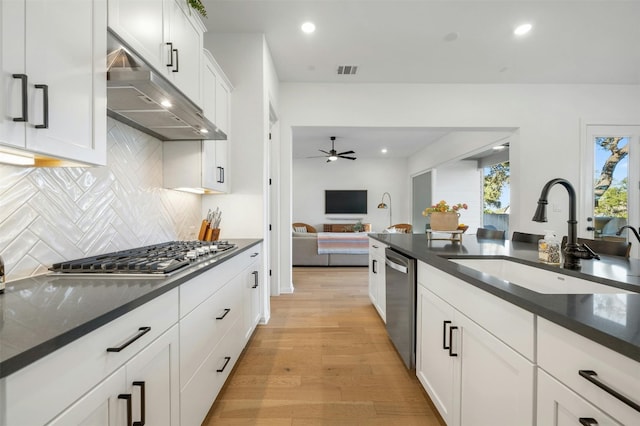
[[216, 308, 231, 320], [252, 270, 259, 288], [372, 259, 377, 274], [172, 48, 179, 72], [12, 74, 28, 122], [217, 356, 231, 372], [448, 326, 458, 357], [579, 370, 640, 412], [579, 418, 598, 426], [443, 320, 452, 350], [132, 381, 145, 426], [34, 84, 48, 129], [118, 393, 133, 426], [250, 252, 259, 258], [107, 327, 151, 352]]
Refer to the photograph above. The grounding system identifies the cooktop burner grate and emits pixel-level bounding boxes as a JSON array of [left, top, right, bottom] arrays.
[[49, 240, 236, 276]]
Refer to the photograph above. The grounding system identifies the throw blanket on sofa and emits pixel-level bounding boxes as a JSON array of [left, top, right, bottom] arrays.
[[317, 232, 369, 254]]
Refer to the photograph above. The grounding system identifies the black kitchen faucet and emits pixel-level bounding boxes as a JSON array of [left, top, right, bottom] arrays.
[[532, 178, 599, 270]]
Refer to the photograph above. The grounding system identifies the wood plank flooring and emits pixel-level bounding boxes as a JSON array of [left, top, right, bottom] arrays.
[[203, 267, 445, 425]]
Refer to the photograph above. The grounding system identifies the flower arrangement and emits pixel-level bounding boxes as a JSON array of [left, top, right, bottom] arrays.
[[422, 200, 468, 216]]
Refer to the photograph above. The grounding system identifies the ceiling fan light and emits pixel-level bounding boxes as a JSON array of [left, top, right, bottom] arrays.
[[328, 155, 338, 161]]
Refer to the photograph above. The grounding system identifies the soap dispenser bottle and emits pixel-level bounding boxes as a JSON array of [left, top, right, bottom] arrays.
[[538, 230, 561, 265]]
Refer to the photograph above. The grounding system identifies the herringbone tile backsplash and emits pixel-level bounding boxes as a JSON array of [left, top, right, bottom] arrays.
[[0, 118, 201, 281]]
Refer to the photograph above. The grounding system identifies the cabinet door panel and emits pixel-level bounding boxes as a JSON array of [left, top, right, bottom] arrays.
[[167, 0, 202, 105], [537, 369, 621, 426], [47, 368, 126, 426], [25, 0, 106, 164], [125, 325, 180, 426], [457, 312, 535, 426], [0, 0, 26, 148], [416, 285, 456, 425]]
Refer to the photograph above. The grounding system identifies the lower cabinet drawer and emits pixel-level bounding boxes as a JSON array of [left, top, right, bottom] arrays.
[[4, 288, 179, 426], [538, 317, 640, 425], [180, 317, 244, 426], [180, 275, 243, 388]]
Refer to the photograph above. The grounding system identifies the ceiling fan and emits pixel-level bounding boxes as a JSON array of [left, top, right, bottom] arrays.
[[309, 136, 357, 162]]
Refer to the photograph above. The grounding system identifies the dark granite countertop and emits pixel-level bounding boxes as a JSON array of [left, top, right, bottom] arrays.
[[370, 233, 640, 363], [0, 239, 262, 379]]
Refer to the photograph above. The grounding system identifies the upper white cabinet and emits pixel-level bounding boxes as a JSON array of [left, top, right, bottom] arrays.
[[163, 139, 229, 193], [0, 0, 107, 166], [108, 0, 205, 106], [202, 49, 231, 136]]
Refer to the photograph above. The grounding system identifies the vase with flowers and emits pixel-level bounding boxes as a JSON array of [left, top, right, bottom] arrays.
[[422, 200, 468, 231]]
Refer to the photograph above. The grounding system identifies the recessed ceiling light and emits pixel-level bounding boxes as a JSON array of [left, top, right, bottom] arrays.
[[301, 22, 316, 34], [381, 148, 388, 154], [514, 23, 532, 36]]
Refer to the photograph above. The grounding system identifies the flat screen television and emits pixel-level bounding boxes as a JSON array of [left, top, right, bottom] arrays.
[[325, 190, 367, 214]]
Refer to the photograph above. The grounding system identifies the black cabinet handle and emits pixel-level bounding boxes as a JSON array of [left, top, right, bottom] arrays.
[[442, 320, 452, 350], [217, 356, 231, 372], [579, 419, 598, 426], [132, 381, 145, 426], [217, 166, 224, 183], [372, 259, 377, 274], [172, 48, 179, 72], [216, 308, 231, 320], [12, 74, 28, 122], [118, 393, 133, 426], [34, 84, 48, 129], [448, 326, 458, 357], [252, 270, 259, 288], [579, 370, 640, 412], [250, 252, 259, 258], [166, 42, 173, 67], [107, 327, 151, 352]]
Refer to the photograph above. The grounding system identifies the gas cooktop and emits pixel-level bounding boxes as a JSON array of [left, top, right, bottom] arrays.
[[49, 240, 237, 277]]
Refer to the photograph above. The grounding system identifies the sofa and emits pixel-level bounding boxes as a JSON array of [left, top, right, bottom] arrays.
[[292, 231, 368, 266]]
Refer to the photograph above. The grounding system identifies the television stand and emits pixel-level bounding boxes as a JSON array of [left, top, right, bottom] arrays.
[[323, 223, 372, 232]]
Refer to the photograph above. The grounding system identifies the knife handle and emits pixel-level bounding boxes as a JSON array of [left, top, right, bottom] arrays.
[[198, 220, 208, 241]]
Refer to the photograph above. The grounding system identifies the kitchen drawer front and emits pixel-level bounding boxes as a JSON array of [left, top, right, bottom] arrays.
[[180, 316, 244, 426], [180, 246, 261, 316], [4, 287, 179, 426], [418, 261, 534, 361], [179, 273, 243, 388], [538, 317, 640, 425], [369, 238, 387, 256]]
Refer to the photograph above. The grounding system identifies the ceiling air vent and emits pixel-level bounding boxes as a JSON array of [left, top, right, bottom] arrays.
[[337, 65, 358, 75]]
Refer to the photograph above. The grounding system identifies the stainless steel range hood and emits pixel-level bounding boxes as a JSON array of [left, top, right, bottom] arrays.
[[106, 30, 226, 141]]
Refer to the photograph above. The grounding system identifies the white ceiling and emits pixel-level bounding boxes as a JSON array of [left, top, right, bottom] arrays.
[[201, 0, 640, 158]]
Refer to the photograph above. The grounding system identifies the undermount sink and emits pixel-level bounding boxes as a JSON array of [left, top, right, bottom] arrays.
[[450, 258, 634, 294]]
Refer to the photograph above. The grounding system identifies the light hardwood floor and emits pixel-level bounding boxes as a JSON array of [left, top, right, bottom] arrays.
[[203, 267, 445, 425]]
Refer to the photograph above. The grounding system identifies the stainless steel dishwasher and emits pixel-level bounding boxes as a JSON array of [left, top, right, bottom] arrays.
[[385, 247, 416, 369]]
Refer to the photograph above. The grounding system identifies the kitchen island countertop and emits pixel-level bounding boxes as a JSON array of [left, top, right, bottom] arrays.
[[0, 238, 262, 379], [371, 233, 640, 363]]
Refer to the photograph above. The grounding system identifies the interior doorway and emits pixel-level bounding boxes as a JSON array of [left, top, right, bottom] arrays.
[[412, 171, 433, 233]]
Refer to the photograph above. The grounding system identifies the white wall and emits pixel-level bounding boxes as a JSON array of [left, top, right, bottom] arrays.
[[293, 157, 409, 233], [278, 82, 640, 292]]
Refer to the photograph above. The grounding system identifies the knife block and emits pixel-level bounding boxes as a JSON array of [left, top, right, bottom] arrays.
[[204, 228, 220, 241]]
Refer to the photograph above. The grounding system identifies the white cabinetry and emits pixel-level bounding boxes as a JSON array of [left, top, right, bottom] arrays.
[[179, 244, 263, 425], [0, 0, 106, 165], [163, 139, 229, 193], [243, 248, 263, 342], [3, 288, 179, 426], [537, 317, 640, 425], [108, 0, 204, 106], [48, 325, 180, 426], [416, 261, 535, 426], [202, 49, 231, 136], [368, 238, 387, 321]]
